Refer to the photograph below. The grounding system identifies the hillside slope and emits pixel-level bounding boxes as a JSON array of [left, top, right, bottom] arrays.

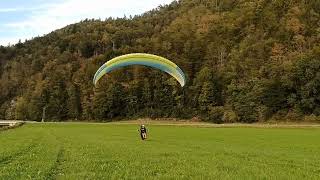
[[0, 0, 319, 122]]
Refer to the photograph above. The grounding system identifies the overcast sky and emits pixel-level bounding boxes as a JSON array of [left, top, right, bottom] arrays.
[[0, 0, 174, 46]]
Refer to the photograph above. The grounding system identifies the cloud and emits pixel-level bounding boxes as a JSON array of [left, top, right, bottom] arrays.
[[0, 5, 52, 13], [0, 8, 20, 13], [0, 36, 25, 46], [1, 0, 174, 45]]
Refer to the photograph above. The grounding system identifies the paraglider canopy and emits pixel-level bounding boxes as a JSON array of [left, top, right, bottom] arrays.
[[93, 53, 186, 87]]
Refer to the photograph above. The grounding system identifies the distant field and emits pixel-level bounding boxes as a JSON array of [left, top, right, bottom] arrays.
[[0, 123, 320, 179]]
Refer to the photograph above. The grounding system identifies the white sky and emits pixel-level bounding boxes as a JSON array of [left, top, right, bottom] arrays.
[[0, 0, 174, 46]]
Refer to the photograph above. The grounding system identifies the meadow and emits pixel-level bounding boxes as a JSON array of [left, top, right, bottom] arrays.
[[0, 123, 320, 179]]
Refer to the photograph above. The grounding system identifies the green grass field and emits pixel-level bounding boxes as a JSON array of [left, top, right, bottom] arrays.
[[0, 123, 320, 179]]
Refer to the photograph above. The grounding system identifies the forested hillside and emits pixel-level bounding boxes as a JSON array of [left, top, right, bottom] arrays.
[[0, 0, 319, 123]]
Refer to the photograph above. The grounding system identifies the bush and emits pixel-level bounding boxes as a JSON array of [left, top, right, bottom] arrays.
[[223, 109, 238, 123], [303, 114, 320, 122], [285, 109, 303, 121], [207, 106, 224, 123], [270, 109, 288, 121]]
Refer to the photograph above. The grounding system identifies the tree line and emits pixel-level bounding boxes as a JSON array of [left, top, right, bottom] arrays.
[[0, 0, 319, 123]]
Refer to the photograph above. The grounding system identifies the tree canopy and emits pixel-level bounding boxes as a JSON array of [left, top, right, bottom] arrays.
[[0, 0, 319, 123]]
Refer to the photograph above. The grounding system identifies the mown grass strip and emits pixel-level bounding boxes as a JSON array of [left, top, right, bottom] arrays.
[[45, 147, 66, 180]]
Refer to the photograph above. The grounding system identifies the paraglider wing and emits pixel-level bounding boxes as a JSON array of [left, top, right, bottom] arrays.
[[93, 53, 186, 87]]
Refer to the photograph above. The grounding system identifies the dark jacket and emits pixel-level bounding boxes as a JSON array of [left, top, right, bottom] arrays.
[[140, 127, 147, 133]]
